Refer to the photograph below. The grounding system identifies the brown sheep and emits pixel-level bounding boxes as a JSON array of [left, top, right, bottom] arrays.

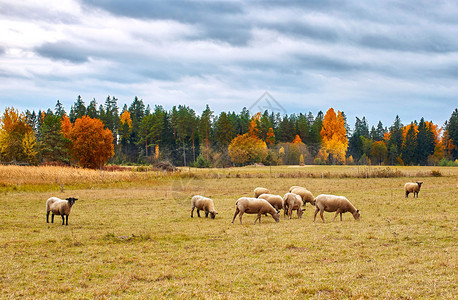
[[46, 197, 78, 225], [404, 182, 423, 198], [313, 194, 360, 222], [290, 187, 315, 206], [254, 187, 270, 198], [191, 195, 218, 219], [232, 197, 280, 224], [258, 194, 284, 211], [282, 193, 305, 219]]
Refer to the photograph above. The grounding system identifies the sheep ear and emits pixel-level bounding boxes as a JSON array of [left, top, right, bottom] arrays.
[[356, 210, 360, 213]]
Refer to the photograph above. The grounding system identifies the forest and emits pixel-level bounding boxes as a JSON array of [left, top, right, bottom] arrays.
[[0, 95, 457, 168]]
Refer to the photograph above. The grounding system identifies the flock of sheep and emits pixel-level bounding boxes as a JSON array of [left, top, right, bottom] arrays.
[[190, 181, 423, 225], [45, 181, 424, 226]]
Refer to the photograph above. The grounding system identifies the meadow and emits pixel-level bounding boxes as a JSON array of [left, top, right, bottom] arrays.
[[0, 165, 456, 299]]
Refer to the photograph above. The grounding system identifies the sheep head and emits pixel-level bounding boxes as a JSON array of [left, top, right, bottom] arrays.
[[210, 211, 218, 219], [66, 197, 78, 206], [272, 211, 280, 223], [353, 209, 361, 220], [416, 181, 423, 188]]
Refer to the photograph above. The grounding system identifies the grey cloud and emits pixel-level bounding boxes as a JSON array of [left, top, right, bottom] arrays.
[[81, 0, 251, 45], [1, 2, 79, 24], [0, 46, 5, 55], [35, 41, 89, 63]]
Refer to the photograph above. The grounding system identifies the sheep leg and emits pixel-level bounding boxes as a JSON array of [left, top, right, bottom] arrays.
[[51, 214, 54, 223], [239, 211, 244, 224], [196, 209, 201, 218], [288, 207, 293, 220], [333, 210, 340, 221], [405, 191, 409, 198], [340, 213, 343, 221], [191, 207, 195, 218], [65, 215, 69, 226], [254, 213, 261, 224], [313, 207, 319, 222], [205, 211, 209, 218], [61, 215, 65, 225], [232, 207, 240, 224], [320, 210, 325, 222], [46, 212, 50, 223]]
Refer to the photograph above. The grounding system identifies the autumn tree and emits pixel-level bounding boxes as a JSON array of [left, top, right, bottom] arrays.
[[266, 127, 275, 146], [320, 108, 348, 164], [228, 133, 268, 165], [0, 107, 36, 163], [371, 141, 388, 165], [119, 110, 133, 154], [69, 116, 114, 169]]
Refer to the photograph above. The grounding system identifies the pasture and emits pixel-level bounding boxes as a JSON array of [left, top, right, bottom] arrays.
[[0, 165, 456, 299]]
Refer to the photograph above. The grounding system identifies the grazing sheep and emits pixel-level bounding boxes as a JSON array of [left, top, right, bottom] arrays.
[[282, 193, 305, 219], [254, 187, 270, 198], [313, 194, 360, 222], [232, 197, 280, 224], [404, 181, 423, 198], [258, 194, 284, 211], [46, 197, 78, 225], [289, 185, 304, 192], [290, 187, 315, 206], [191, 195, 218, 219]]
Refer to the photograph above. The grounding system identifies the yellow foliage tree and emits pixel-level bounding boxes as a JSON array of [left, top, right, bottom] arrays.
[[320, 108, 348, 164], [228, 133, 267, 165]]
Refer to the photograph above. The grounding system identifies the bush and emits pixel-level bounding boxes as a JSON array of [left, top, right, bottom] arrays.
[[192, 154, 211, 168]]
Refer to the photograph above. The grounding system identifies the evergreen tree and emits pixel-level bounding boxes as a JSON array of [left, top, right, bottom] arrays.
[[39, 113, 70, 164], [69, 95, 86, 122], [54, 100, 66, 117], [401, 122, 418, 165], [86, 98, 98, 119], [416, 118, 435, 165], [309, 111, 323, 156], [296, 113, 310, 143], [215, 112, 234, 148], [387, 115, 403, 164], [100, 96, 119, 145], [444, 108, 458, 160]]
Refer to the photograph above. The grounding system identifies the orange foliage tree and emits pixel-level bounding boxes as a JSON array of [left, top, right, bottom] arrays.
[[266, 127, 275, 146], [69, 116, 114, 169], [320, 108, 348, 164], [228, 133, 267, 165], [0, 107, 36, 163]]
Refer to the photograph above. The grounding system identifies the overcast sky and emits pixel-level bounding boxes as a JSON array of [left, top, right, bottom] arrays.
[[1, 0, 457, 129]]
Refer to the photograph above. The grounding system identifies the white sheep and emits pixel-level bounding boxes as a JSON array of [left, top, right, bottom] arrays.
[[289, 185, 304, 192], [254, 187, 270, 198], [404, 181, 423, 198], [258, 194, 284, 211], [290, 187, 315, 206], [232, 197, 280, 224], [46, 197, 78, 225], [313, 194, 360, 222], [282, 193, 305, 219], [191, 195, 218, 219]]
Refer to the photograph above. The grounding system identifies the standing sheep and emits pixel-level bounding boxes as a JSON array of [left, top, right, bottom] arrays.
[[313, 194, 360, 222], [191, 195, 218, 219], [254, 187, 270, 198], [258, 194, 284, 211], [404, 182, 423, 198], [46, 197, 78, 225], [232, 197, 280, 224], [290, 187, 315, 206], [282, 193, 305, 219]]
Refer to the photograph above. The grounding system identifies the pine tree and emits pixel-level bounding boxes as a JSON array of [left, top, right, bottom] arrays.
[[402, 122, 418, 165], [387, 115, 403, 164], [86, 98, 98, 119], [39, 113, 70, 165], [69, 95, 86, 122], [54, 100, 66, 117]]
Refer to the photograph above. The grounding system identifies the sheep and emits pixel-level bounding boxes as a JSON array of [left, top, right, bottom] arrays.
[[46, 197, 78, 225], [313, 194, 360, 222], [289, 185, 304, 192], [254, 187, 270, 198], [258, 194, 284, 211], [404, 181, 423, 198], [191, 195, 218, 219], [282, 193, 305, 219], [290, 187, 315, 206], [232, 197, 280, 224]]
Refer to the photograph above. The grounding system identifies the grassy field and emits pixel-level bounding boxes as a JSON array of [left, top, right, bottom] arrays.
[[0, 165, 456, 299]]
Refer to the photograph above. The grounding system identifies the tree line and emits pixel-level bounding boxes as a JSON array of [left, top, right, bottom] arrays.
[[0, 95, 457, 168]]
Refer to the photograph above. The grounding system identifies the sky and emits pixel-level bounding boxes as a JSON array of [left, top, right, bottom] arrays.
[[0, 0, 457, 129]]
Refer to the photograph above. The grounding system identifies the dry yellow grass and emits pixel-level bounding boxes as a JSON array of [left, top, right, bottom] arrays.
[[0, 165, 456, 298]]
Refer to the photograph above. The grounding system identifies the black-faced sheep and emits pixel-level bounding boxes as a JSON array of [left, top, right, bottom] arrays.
[[254, 187, 270, 198], [282, 193, 305, 219], [290, 187, 315, 206], [258, 194, 284, 211], [232, 197, 280, 224], [404, 182, 423, 198], [313, 194, 360, 222], [191, 195, 218, 219], [46, 197, 78, 225]]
